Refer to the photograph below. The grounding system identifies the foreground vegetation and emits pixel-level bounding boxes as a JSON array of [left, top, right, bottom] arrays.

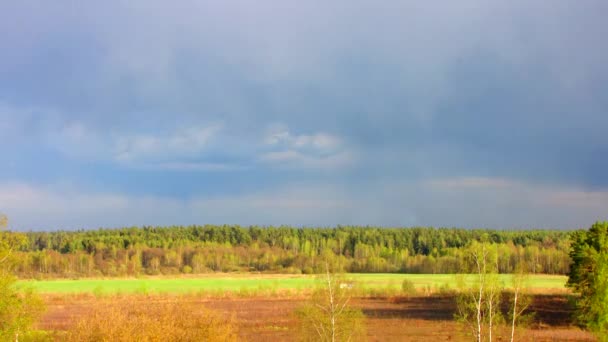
[[0, 215, 44, 341], [567, 221, 608, 340], [13, 225, 571, 278], [65, 298, 237, 342], [36, 293, 595, 342]]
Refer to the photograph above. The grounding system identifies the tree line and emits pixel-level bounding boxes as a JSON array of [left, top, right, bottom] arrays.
[[8, 225, 572, 278]]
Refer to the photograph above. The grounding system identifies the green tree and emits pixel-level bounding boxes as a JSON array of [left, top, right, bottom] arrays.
[[0, 214, 45, 342], [567, 221, 608, 341]]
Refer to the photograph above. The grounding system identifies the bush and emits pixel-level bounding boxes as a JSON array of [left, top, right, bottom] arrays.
[[1, 216, 46, 342], [0, 279, 45, 341], [302, 266, 314, 275], [434, 282, 454, 296], [283, 267, 302, 274], [401, 279, 417, 296]]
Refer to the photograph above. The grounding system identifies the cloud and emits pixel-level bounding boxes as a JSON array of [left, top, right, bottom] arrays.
[[0, 182, 132, 229], [113, 124, 222, 162], [264, 130, 341, 152], [0, 1, 607, 229], [427, 177, 513, 189], [258, 150, 355, 169], [2, 178, 608, 230], [1, 103, 357, 172], [0, 103, 22, 136], [260, 126, 353, 169], [414, 177, 608, 228], [0, 182, 362, 230], [0, 102, 56, 141], [46, 120, 356, 171], [45, 121, 231, 169], [50, 121, 107, 158], [132, 161, 247, 172]]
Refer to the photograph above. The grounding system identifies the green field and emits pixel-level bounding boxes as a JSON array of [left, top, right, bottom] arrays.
[[17, 274, 568, 295]]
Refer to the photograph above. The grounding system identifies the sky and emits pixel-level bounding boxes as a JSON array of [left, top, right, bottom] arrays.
[[1, 1, 607, 230]]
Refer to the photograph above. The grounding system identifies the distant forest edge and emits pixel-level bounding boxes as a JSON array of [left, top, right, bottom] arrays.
[[11, 226, 572, 278]]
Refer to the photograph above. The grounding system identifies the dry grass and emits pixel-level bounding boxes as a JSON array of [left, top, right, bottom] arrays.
[[36, 293, 596, 341], [63, 297, 237, 342]]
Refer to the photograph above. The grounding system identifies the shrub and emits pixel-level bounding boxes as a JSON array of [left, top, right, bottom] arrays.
[[434, 282, 454, 296], [1, 216, 46, 342], [0, 279, 45, 342], [302, 266, 314, 275], [401, 279, 417, 296]]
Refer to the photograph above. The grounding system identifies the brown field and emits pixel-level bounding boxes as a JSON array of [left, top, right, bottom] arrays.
[[37, 292, 596, 341]]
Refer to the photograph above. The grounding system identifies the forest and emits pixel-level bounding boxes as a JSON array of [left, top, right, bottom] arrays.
[[11, 225, 573, 278]]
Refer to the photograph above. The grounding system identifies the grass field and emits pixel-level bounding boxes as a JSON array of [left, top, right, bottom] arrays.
[[32, 274, 590, 341], [18, 273, 568, 295]]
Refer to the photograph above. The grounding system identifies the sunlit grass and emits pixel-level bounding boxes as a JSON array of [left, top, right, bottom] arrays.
[[19, 273, 568, 295]]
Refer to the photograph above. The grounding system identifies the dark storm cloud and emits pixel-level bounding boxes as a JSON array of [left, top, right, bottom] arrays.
[[0, 1, 607, 229]]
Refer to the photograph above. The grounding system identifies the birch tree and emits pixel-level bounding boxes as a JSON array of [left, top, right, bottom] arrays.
[[296, 262, 365, 342], [455, 241, 503, 342], [509, 266, 532, 342]]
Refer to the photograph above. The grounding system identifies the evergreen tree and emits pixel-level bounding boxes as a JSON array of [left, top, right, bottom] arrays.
[[567, 221, 608, 341]]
